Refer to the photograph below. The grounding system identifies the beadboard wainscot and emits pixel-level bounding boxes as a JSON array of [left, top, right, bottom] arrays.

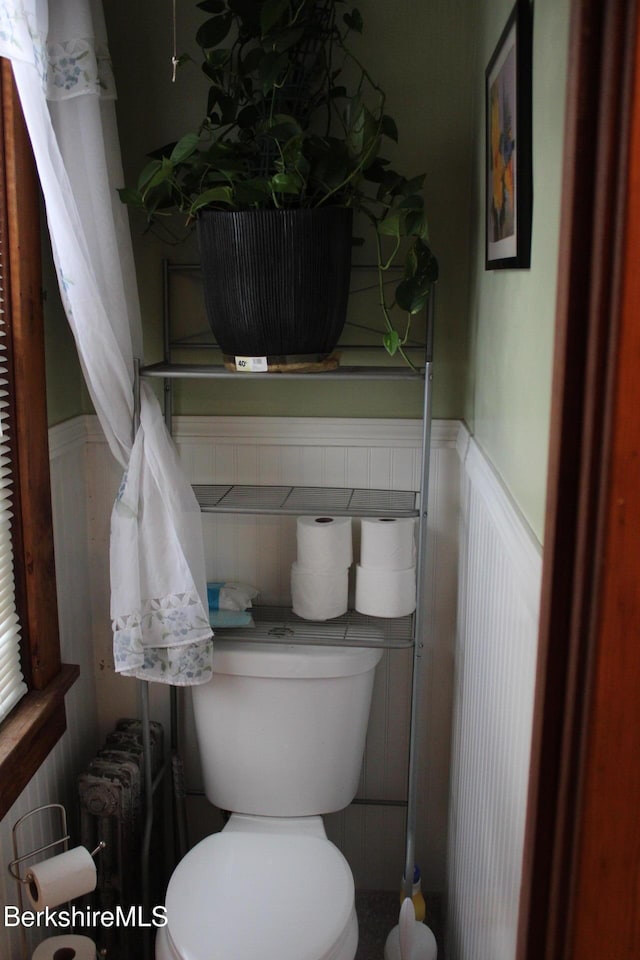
[[447, 428, 543, 960], [0, 417, 100, 960]]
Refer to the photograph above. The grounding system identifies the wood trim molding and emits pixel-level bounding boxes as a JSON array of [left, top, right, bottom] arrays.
[[568, 8, 640, 953], [517, 1, 639, 957], [0, 61, 76, 819], [170, 415, 459, 447], [0, 60, 60, 690], [0, 663, 79, 819]]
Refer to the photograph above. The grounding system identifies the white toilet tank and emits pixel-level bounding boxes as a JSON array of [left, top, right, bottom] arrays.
[[191, 641, 382, 816]]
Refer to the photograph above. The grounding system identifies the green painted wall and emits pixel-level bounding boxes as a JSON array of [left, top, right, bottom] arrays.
[[465, 0, 570, 540], [104, 0, 477, 419]]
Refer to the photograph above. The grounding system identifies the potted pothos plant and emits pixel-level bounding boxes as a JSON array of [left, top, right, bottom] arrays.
[[120, 0, 438, 370]]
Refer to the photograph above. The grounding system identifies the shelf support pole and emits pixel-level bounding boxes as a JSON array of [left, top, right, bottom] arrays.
[[133, 357, 154, 960], [403, 286, 435, 898], [162, 258, 173, 430]]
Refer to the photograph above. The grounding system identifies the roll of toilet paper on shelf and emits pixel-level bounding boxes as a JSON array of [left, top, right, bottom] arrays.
[[32, 934, 97, 960], [291, 561, 349, 620], [355, 564, 416, 617], [360, 517, 416, 571], [296, 515, 353, 570], [26, 846, 97, 911]]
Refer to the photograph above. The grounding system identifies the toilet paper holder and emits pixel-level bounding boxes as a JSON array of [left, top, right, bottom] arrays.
[[8, 802, 105, 886], [7, 805, 105, 960]]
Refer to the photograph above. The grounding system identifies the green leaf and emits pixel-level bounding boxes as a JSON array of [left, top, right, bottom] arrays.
[[145, 157, 174, 193], [346, 102, 378, 161], [170, 133, 200, 164], [343, 8, 363, 33], [146, 141, 177, 161], [228, 0, 261, 29], [362, 158, 390, 184], [398, 193, 424, 211], [265, 116, 302, 141], [271, 172, 303, 194], [233, 179, 271, 204], [197, 0, 226, 12], [259, 50, 289, 93], [189, 186, 234, 214], [217, 93, 237, 124], [410, 239, 439, 282], [401, 174, 426, 196], [378, 212, 402, 238], [137, 159, 163, 191], [175, 53, 194, 69], [404, 209, 427, 238], [404, 244, 418, 279], [395, 277, 429, 314], [196, 13, 233, 49], [207, 85, 220, 116], [205, 47, 232, 69], [381, 115, 398, 142], [239, 47, 264, 76], [377, 170, 405, 201], [261, 0, 290, 36], [383, 330, 400, 355], [117, 187, 144, 209], [273, 26, 304, 52], [144, 182, 176, 216], [237, 104, 260, 128]]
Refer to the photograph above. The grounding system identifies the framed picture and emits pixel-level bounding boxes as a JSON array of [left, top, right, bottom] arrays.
[[485, 0, 532, 269]]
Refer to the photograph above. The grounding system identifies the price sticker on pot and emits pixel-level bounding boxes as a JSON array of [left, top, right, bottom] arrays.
[[235, 356, 268, 372]]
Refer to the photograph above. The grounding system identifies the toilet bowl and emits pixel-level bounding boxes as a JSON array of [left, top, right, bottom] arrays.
[[157, 641, 381, 960], [156, 815, 358, 960]]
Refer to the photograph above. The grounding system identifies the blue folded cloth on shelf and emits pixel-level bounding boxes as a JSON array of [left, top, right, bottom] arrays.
[[209, 609, 255, 628]]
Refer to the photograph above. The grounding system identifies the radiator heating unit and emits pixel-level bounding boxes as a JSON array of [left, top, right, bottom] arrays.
[[78, 718, 164, 959]]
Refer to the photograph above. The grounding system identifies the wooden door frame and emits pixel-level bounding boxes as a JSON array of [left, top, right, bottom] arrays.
[[517, 0, 640, 957]]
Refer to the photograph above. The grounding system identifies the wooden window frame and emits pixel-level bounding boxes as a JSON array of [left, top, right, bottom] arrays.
[[0, 61, 77, 820]]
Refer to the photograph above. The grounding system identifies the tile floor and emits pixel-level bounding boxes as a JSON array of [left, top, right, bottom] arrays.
[[355, 891, 443, 959]]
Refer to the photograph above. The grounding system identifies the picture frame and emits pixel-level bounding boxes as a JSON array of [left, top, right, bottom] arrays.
[[485, 0, 533, 269]]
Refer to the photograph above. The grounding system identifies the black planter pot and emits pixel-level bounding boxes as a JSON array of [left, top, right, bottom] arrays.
[[197, 207, 353, 366]]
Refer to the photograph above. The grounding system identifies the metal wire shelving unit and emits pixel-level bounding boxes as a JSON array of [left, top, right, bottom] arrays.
[[134, 262, 435, 948]]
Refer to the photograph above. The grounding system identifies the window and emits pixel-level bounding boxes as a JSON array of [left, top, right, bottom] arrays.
[[0, 60, 77, 820], [0, 267, 27, 724]]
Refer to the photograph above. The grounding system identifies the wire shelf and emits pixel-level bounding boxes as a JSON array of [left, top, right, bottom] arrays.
[[141, 362, 424, 381], [212, 606, 415, 649], [193, 484, 418, 516]]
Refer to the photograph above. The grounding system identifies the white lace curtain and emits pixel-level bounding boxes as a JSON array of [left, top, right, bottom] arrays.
[[0, 0, 213, 684]]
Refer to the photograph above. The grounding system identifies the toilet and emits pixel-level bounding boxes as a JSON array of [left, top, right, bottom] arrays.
[[156, 640, 382, 960]]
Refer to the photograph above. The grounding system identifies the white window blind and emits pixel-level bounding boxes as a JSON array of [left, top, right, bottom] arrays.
[[0, 243, 27, 723]]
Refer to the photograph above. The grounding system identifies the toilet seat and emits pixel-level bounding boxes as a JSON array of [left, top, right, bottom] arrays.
[[162, 825, 356, 960]]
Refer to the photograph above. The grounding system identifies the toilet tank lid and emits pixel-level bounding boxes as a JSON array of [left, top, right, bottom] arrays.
[[211, 640, 382, 678]]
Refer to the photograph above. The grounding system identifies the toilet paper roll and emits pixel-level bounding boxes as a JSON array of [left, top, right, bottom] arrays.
[[355, 564, 417, 617], [360, 517, 416, 571], [291, 561, 349, 620], [296, 516, 353, 570], [26, 847, 97, 911], [32, 934, 97, 960]]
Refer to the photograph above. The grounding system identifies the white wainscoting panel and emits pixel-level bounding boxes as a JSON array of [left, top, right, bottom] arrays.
[[446, 431, 542, 960], [0, 419, 100, 960]]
